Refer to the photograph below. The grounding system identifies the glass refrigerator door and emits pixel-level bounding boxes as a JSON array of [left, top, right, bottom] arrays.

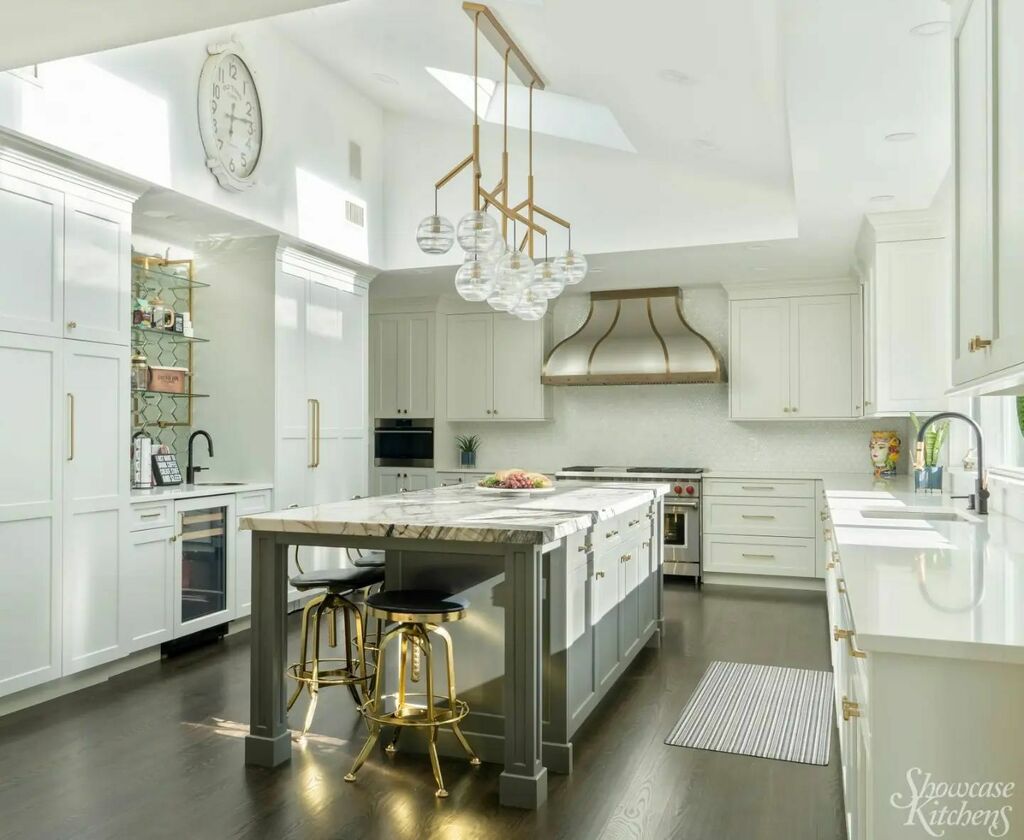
[[179, 505, 228, 625]]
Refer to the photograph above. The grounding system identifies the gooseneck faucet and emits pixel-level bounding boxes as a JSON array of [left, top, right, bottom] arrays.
[[186, 430, 214, 485], [915, 412, 988, 515]]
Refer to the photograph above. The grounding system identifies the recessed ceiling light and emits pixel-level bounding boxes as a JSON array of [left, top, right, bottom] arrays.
[[659, 69, 695, 85], [371, 72, 398, 85], [910, 20, 949, 36], [869, 194, 896, 202], [693, 138, 720, 152], [884, 132, 917, 143]]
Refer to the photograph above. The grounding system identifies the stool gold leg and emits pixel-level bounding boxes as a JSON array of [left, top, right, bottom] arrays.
[[327, 606, 338, 648], [302, 598, 330, 737], [344, 720, 381, 783], [385, 631, 409, 754], [428, 726, 447, 798], [433, 626, 480, 766], [420, 627, 449, 798], [288, 594, 323, 712]]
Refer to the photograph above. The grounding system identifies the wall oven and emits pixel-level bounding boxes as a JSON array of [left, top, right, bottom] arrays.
[[374, 418, 434, 468]]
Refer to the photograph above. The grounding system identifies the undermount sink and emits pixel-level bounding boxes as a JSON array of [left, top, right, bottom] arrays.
[[862, 507, 980, 524]]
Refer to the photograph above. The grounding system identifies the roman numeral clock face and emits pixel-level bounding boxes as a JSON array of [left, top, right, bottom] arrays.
[[198, 47, 263, 191]]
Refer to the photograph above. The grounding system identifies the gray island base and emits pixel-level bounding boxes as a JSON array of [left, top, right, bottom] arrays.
[[240, 481, 667, 809]]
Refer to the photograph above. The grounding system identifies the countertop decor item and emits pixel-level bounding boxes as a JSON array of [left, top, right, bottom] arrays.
[[910, 412, 948, 492], [477, 469, 553, 491], [415, 3, 586, 315], [456, 434, 480, 468], [869, 430, 901, 479], [148, 365, 189, 394], [130, 352, 149, 391]]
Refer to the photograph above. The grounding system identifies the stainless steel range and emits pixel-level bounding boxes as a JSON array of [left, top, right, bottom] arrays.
[[555, 466, 703, 582]]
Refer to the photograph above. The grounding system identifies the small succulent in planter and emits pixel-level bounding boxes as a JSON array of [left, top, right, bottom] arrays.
[[911, 412, 949, 492], [456, 434, 481, 469]]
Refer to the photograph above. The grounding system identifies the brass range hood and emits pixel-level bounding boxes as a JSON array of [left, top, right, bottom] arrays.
[[541, 287, 726, 385]]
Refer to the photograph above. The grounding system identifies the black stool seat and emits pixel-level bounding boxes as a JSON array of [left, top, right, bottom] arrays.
[[290, 566, 385, 592], [366, 589, 467, 622], [352, 551, 385, 569]]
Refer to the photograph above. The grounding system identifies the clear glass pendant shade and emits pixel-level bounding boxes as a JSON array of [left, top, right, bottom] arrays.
[[513, 284, 548, 321], [531, 260, 567, 300], [457, 210, 499, 255], [488, 248, 534, 312], [415, 214, 455, 255], [454, 257, 496, 302], [554, 248, 588, 285]]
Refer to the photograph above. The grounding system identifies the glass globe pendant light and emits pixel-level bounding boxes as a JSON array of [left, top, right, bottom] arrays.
[[457, 209, 499, 255], [415, 191, 455, 255], [530, 237, 567, 299], [554, 228, 588, 285], [489, 233, 534, 311], [454, 255, 496, 302], [512, 283, 548, 321]]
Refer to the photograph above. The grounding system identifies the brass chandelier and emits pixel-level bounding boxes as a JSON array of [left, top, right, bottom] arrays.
[[415, 2, 588, 320]]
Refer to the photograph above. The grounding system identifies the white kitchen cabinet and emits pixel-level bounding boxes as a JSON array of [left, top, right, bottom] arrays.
[[728, 286, 861, 420], [375, 468, 434, 496], [234, 489, 273, 619], [122, 527, 174, 651], [951, 0, 1024, 392], [63, 194, 131, 345], [446, 312, 549, 421], [857, 214, 949, 415], [0, 173, 63, 338], [62, 341, 129, 675], [370, 312, 434, 418], [0, 332, 63, 697]]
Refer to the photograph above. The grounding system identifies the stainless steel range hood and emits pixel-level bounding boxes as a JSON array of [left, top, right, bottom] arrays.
[[541, 287, 725, 385]]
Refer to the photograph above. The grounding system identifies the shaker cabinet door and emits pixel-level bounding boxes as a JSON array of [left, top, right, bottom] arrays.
[[492, 316, 546, 420], [790, 295, 857, 419], [729, 298, 790, 419], [446, 313, 493, 420]]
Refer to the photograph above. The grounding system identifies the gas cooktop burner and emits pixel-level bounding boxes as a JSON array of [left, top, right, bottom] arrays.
[[625, 467, 705, 475]]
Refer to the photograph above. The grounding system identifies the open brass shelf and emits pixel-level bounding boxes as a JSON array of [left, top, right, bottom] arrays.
[[132, 325, 208, 344], [132, 261, 210, 292], [132, 389, 210, 399]]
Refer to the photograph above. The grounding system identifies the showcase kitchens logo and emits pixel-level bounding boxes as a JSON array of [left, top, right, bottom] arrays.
[[890, 768, 1015, 837]]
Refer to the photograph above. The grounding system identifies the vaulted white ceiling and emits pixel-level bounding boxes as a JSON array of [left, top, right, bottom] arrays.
[[270, 0, 951, 292]]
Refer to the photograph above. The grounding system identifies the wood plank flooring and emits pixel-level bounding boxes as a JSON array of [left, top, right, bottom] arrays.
[[0, 583, 845, 840]]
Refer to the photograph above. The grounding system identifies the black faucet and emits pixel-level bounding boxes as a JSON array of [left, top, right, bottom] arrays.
[[915, 412, 988, 515], [186, 430, 214, 485]]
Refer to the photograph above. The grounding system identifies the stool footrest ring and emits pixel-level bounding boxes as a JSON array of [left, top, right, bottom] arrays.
[[359, 693, 470, 727], [286, 659, 376, 688]]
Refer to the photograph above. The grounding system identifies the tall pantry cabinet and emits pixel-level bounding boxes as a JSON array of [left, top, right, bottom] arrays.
[[0, 145, 135, 698]]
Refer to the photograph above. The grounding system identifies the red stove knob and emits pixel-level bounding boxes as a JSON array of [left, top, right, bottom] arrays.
[[673, 484, 683, 495], [685, 485, 696, 495]]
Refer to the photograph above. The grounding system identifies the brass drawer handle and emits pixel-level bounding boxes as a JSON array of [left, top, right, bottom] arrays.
[[833, 626, 867, 659], [595, 571, 605, 579], [628, 518, 640, 527], [578, 543, 592, 553], [642, 541, 651, 548], [620, 553, 632, 562], [968, 335, 992, 353], [606, 529, 618, 538], [741, 514, 776, 520], [836, 578, 848, 594], [842, 696, 861, 721], [139, 511, 162, 520], [741, 553, 775, 560], [741, 485, 775, 491]]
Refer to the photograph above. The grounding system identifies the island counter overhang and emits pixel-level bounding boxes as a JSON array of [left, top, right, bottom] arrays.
[[240, 481, 668, 809]]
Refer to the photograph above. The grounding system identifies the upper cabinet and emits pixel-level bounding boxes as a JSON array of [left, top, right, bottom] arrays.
[[446, 312, 549, 421], [370, 312, 434, 419], [0, 150, 134, 345], [856, 213, 949, 416], [952, 0, 1024, 392], [728, 283, 861, 420]]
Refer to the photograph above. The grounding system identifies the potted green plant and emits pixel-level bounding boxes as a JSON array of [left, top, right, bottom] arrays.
[[911, 412, 949, 492], [456, 434, 481, 469]]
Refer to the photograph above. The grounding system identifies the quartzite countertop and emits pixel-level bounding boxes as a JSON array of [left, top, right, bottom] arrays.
[[131, 481, 273, 504], [240, 481, 668, 544]]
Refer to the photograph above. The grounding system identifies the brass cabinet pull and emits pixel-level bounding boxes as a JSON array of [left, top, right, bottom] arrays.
[[313, 398, 321, 467], [968, 335, 993, 353], [628, 518, 640, 526], [820, 511, 828, 521], [642, 541, 651, 548], [606, 529, 618, 538], [307, 399, 316, 467], [836, 578, 848, 594], [833, 626, 867, 659], [66, 393, 75, 461], [741, 514, 776, 520], [620, 553, 632, 563], [783, 406, 790, 413], [66, 320, 77, 329], [595, 571, 605, 579], [741, 553, 775, 560], [792, 407, 798, 413], [578, 542, 592, 553], [742, 485, 775, 491], [139, 511, 162, 520], [842, 696, 862, 721]]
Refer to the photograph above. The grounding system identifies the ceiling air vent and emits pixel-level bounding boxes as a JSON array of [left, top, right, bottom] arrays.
[[345, 201, 365, 228], [349, 140, 362, 181]]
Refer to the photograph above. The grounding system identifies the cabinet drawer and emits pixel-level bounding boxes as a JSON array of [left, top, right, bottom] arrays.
[[703, 478, 815, 499], [130, 501, 173, 531], [703, 497, 815, 537], [703, 535, 816, 577], [235, 489, 272, 516], [592, 515, 625, 551]]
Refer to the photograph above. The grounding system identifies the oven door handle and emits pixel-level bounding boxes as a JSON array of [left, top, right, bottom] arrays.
[[665, 500, 699, 509], [374, 429, 434, 434]]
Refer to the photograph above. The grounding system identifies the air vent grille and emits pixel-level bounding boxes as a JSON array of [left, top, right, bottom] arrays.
[[345, 201, 365, 227]]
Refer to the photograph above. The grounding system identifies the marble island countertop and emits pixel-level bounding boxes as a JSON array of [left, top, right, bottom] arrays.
[[240, 481, 668, 545], [823, 475, 1024, 664]]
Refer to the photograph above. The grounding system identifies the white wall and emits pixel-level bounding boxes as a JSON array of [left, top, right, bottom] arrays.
[[411, 287, 909, 474], [0, 19, 384, 266], [382, 111, 797, 272]]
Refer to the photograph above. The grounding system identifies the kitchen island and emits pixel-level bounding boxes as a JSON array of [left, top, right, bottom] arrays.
[[239, 481, 667, 808]]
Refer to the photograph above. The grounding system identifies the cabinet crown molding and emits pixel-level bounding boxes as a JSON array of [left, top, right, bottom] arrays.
[[858, 209, 947, 246], [723, 277, 858, 300], [277, 244, 370, 292]]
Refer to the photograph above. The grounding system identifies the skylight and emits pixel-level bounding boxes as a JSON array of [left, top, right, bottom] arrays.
[[425, 67, 636, 153]]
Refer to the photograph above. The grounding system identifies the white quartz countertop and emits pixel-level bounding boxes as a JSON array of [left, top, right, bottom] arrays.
[[131, 482, 273, 504], [240, 481, 668, 545], [822, 474, 1024, 664]]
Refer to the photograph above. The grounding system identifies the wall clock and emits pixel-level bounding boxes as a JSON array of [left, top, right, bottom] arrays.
[[197, 42, 263, 192]]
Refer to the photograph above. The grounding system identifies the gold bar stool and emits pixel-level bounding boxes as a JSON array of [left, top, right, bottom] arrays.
[[349, 550, 386, 660], [286, 564, 384, 737], [344, 590, 480, 798]]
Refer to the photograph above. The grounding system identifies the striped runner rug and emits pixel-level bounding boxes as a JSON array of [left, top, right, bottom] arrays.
[[665, 660, 834, 766]]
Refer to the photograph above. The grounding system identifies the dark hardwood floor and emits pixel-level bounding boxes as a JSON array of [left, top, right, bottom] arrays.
[[0, 583, 845, 840]]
